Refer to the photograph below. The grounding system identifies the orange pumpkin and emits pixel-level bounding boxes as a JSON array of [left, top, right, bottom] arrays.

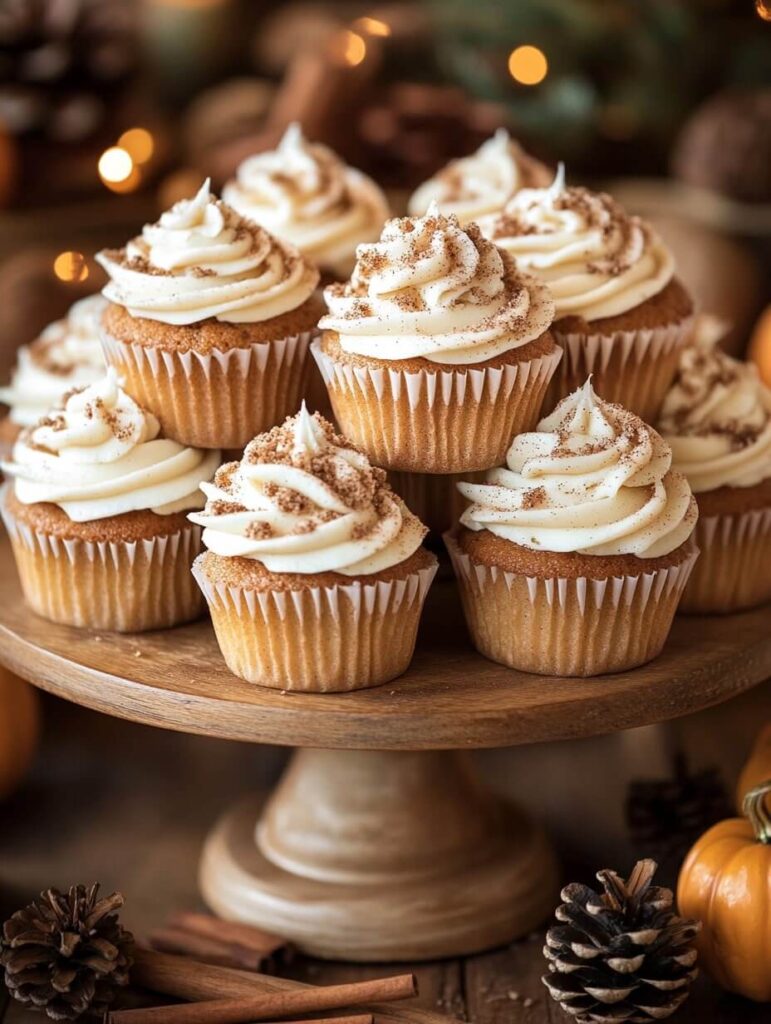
[[736, 723, 771, 812], [748, 304, 771, 387], [0, 667, 39, 801], [677, 780, 771, 1002]]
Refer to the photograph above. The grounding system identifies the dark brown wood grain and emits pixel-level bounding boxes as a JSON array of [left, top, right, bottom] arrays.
[[0, 539, 768, 749]]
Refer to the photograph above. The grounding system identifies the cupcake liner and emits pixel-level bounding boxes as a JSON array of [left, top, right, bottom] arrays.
[[193, 555, 438, 692], [312, 340, 562, 473], [2, 502, 203, 632], [388, 469, 483, 536], [679, 507, 771, 614], [101, 329, 314, 449], [445, 533, 698, 677], [548, 317, 693, 423]]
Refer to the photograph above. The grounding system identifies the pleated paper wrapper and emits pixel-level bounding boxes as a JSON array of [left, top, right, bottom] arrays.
[[193, 555, 438, 692], [445, 533, 699, 678], [2, 505, 204, 632], [547, 317, 693, 423], [679, 507, 771, 614], [101, 330, 314, 449], [388, 469, 483, 536], [312, 340, 562, 473]]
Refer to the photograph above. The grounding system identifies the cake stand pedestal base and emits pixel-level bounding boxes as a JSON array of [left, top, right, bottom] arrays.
[[199, 748, 559, 961]]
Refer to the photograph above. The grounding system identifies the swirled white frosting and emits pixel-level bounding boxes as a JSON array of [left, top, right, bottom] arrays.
[[408, 129, 551, 225], [0, 295, 106, 427], [189, 404, 426, 575], [459, 379, 697, 557], [2, 369, 220, 521], [223, 123, 389, 279], [97, 179, 318, 326], [319, 204, 554, 365], [659, 336, 771, 493], [481, 166, 675, 321]]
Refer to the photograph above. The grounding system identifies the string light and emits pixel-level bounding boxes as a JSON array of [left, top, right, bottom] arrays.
[[118, 127, 155, 164], [53, 251, 89, 284], [98, 146, 141, 193], [330, 29, 367, 67], [353, 16, 391, 36], [508, 45, 548, 86]]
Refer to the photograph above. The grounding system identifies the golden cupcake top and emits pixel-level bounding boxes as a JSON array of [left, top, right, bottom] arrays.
[[223, 123, 389, 279], [408, 129, 551, 225], [459, 379, 697, 558], [97, 179, 319, 326], [2, 368, 219, 521], [319, 203, 554, 365], [189, 404, 427, 575], [482, 166, 675, 321], [0, 295, 106, 427], [659, 333, 771, 493]]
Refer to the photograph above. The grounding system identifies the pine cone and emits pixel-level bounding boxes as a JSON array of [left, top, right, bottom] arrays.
[[0, 884, 134, 1020], [542, 860, 700, 1024]]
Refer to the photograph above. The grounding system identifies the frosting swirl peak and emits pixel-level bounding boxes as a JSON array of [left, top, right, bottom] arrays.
[[189, 405, 427, 575], [483, 167, 674, 321], [659, 336, 771, 493], [459, 380, 697, 557], [97, 179, 318, 326], [2, 368, 220, 521], [408, 129, 551, 225], [223, 123, 389, 278], [319, 204, 554, 365]]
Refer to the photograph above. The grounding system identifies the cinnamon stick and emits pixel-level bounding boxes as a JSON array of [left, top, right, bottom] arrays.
[[166, 913, 288, 957], [148, 926, 268, 972], [108, 973, 416, 1024]]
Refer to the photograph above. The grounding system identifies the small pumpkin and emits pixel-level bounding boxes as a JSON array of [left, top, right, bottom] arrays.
[[736, 723, 771, 812], [677, 779, 771, 1002], [748, 303, 771, 387], [0, 667, 39, 801]]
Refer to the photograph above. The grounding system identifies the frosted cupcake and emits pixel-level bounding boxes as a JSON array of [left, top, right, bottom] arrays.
[[0, 295, 106, 457], [659, 339, 771, 613], [96, 179, 321, 450], [314, 204, 559, 473], [223, 123, 389, 282], [447, 380, 699, 677], [408, 128, 551, 225], [2, 369, 219, 632], [189, 405, 437, 692], [483, 167, 694, 422]]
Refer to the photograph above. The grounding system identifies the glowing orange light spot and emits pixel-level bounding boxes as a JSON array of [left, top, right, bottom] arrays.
[[98, 146, 134, 183], [353, 16, 391, 37], [118, 127, 155, 164], [508, 45, 548, 86], [53, 251, 89, 284], [331, 30, 367, 67], [756, 0, 771, 21]]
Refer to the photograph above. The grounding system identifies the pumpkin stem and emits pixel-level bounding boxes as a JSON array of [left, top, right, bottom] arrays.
[[742, 778, 771, 844]]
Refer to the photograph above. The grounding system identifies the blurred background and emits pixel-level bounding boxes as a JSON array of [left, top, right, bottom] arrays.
[[1, 0, 770, 369]]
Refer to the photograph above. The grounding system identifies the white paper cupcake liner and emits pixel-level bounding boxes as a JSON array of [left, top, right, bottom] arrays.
[[101, 329, 314, 449], [193, 555, 438, 692], [679, 506, 771, 613], [3, 501, 203, 632], [445, 533, 698, 677], [549, 317, 693, 423], [311, 340, 562, 473]]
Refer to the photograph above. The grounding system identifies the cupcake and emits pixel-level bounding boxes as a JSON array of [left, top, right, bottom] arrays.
[[0, 294, 106, 458], [189, 404, 437, 692], [1, 369, 220, 632], [658, 337, 771, 613], [314, 204, 560, 474], [96, 179, 321, 450], [447, 380, 699, 677], [408, 128, 551, 225], [223, 122, 389, 282], [482, 167, 694, 422]]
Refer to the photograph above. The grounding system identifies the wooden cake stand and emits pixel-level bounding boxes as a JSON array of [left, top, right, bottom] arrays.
[[0, 539, 769, 962]]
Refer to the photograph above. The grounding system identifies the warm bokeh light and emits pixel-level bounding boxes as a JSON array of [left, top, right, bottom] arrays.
[[118, 127, 155, 164], [98, 146, 134, 183], [330, 30, 367, 67], [353, 16, 391, 36], [508, 45, 548, 86], [756, 0, 771, 21], [53, 251, 89, 284]]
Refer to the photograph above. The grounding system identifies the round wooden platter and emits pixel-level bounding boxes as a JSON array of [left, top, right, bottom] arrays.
[[0, 541, 769, 751]]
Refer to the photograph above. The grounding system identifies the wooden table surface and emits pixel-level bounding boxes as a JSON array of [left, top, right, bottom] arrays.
[[2, 688, 770, 1024]]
